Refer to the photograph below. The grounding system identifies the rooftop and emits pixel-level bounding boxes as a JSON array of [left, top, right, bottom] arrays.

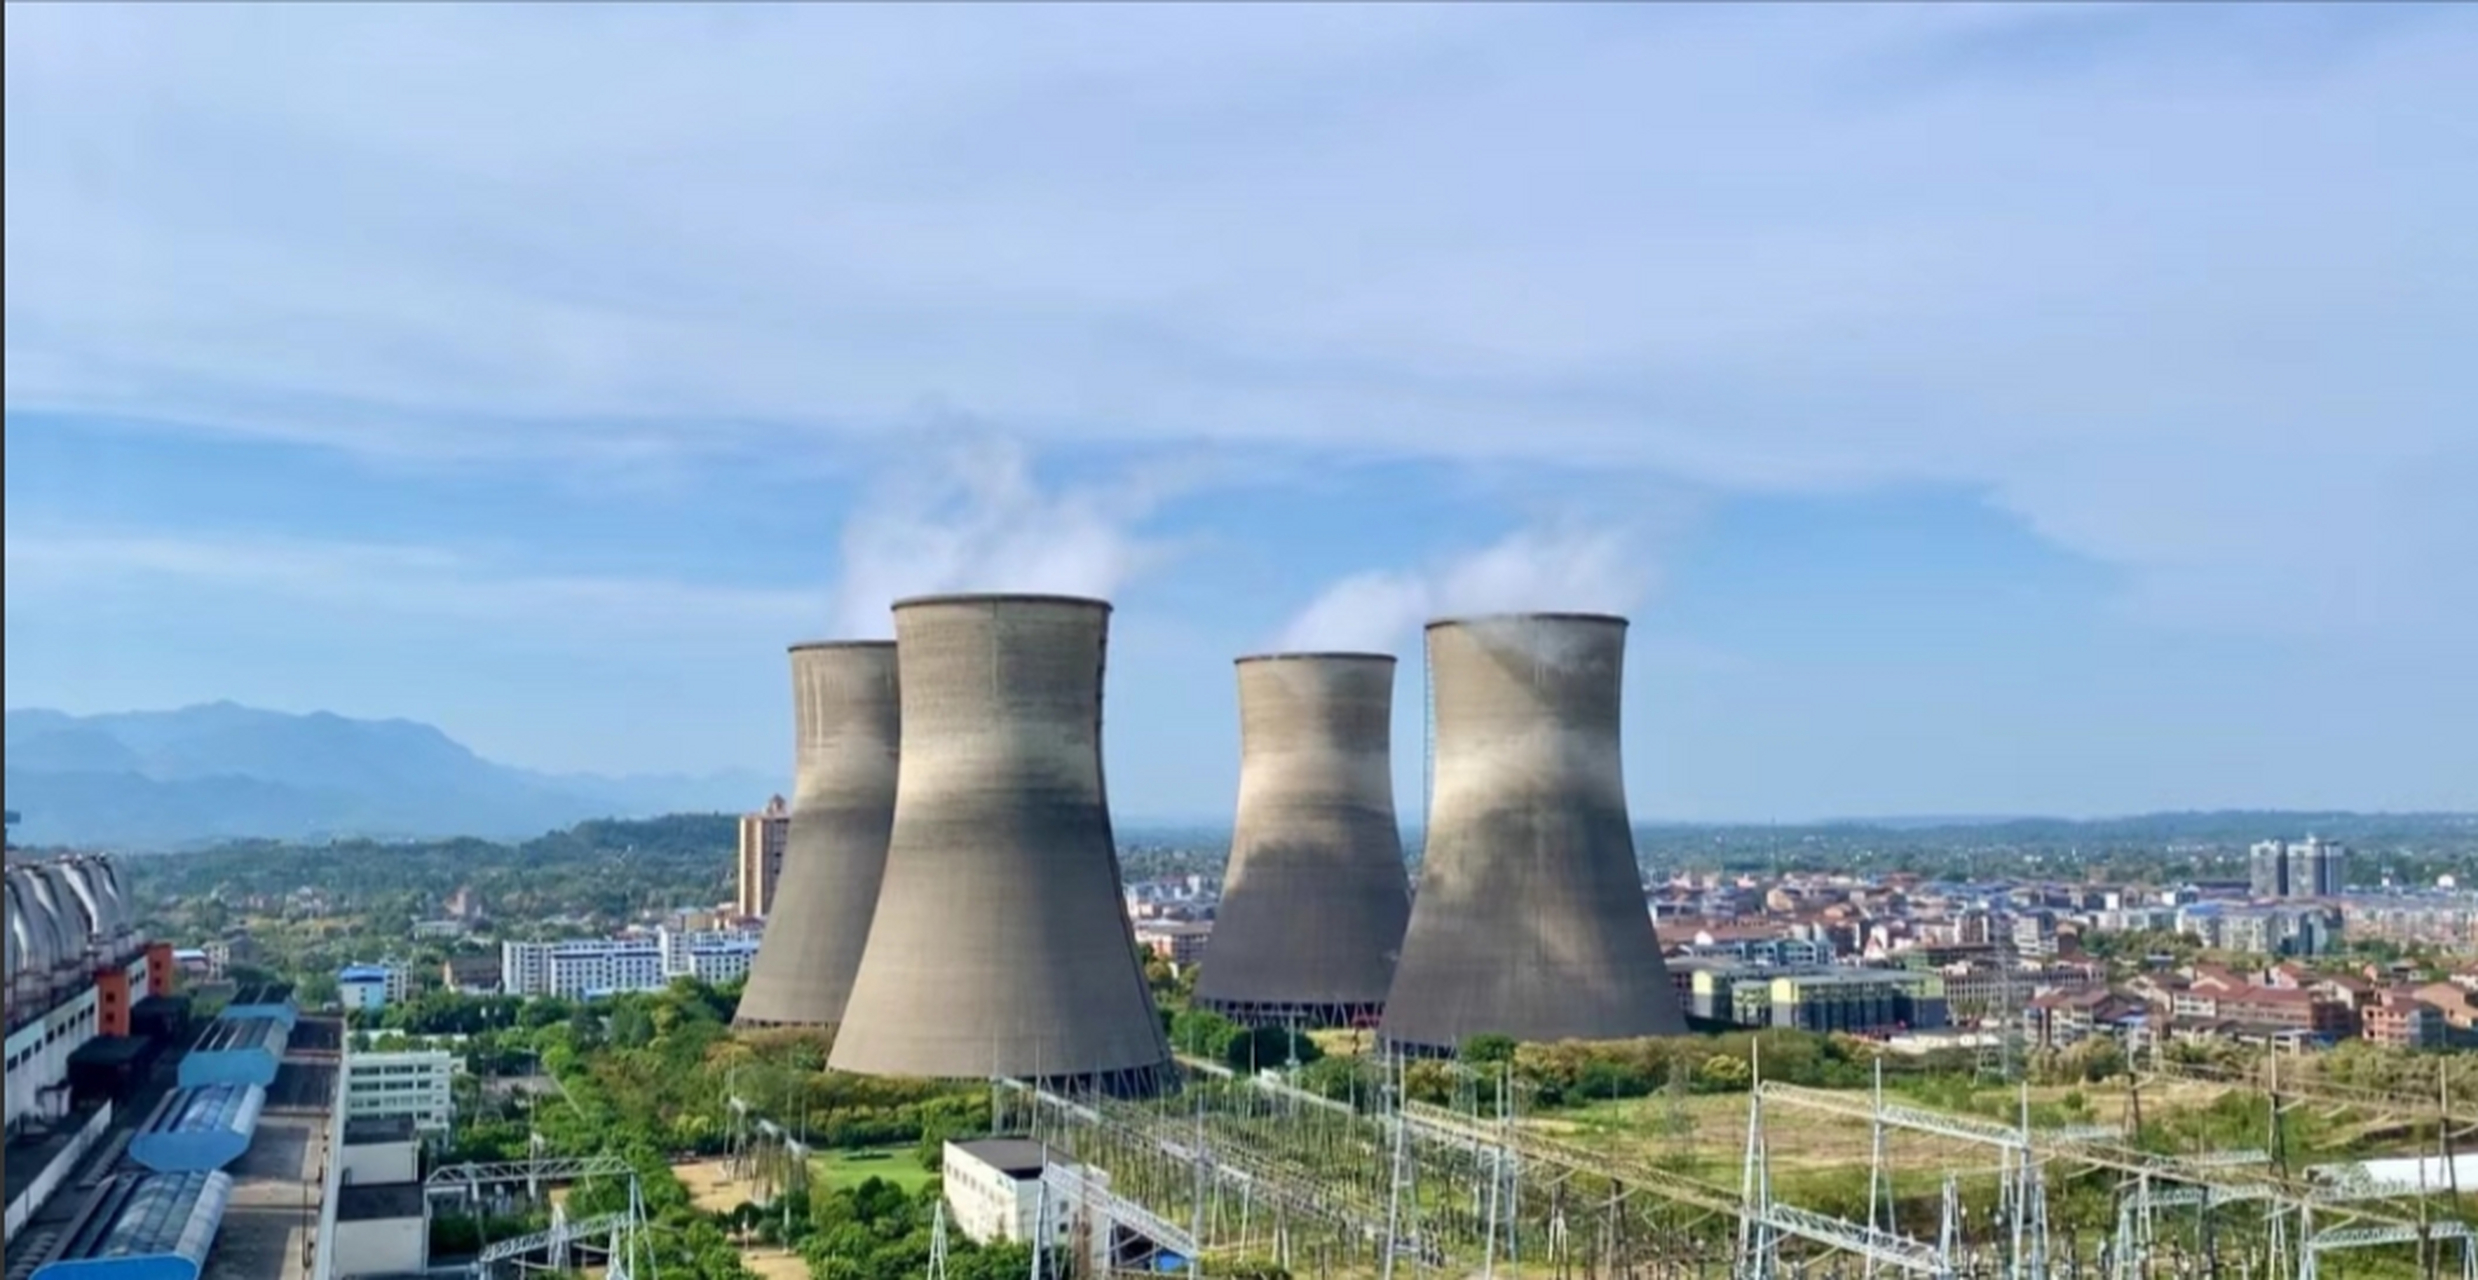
[[952, 1138, 1053, 1179], [4, 1104, 109, 1217], [337, 1181, 428, 1223], [345, 1114, 419, 1146], [53, 1169, 234, 1265]]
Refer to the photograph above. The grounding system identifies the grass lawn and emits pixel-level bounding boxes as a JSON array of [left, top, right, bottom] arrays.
[[813, 1146, 937, 1194]]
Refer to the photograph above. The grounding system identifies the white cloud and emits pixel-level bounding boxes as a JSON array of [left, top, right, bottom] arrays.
[[4, 4, 2471, 640], [1275, 524, 1660, 655], [1, 525, 820, 639], [828, 438, 1175, 639]]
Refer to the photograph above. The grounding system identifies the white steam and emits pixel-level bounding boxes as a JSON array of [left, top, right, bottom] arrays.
[[830, 439, 1167, 639], [1273, 524, 1655, 654]]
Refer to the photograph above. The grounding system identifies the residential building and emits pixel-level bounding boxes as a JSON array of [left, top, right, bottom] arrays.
[[500, 928, 764, 999], [342, 1048, 458, 1132], [337, 963, 410, 1013], [2413, 982, 2478, 1037], [1134, 921, 1212, 968], [439, 955, 502, 996], [2250, 841, 2290, 899], [2344, 895, 2478, 954], [734, 796, 791, 919], [2363, 993, 2447, 1050], [2012, 912, 2059, 959], [2026, 989, 2147, 1048]]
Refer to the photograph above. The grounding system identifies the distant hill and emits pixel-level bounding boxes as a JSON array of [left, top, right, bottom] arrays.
[[3, 702, 781, 849]]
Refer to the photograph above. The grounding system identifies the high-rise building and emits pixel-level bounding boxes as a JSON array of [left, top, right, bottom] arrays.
[[2249, 840, 2289, 899], [734, 795, 791, 919], [2299, 835, 2348, 898], [2254, 835, 2348, 900]]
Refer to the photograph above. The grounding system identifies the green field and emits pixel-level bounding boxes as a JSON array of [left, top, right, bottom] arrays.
[[813, 1146, 937, 1194]]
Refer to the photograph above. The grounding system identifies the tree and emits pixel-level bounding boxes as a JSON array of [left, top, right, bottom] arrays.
[[1459, 1034, 1519, 1067], [297, 971, 342, 1008], [1224, 1025, 1324, 1074], [1169, 1009, 1240, 1059], [1694, 1053, 1752, 1094]]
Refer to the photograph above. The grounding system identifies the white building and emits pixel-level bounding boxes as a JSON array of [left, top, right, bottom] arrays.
[[501, 928, 763, 999], [342, 1048, 458, 1132], [323, 1116, 429, 1279], [943, 1139, 1079, 1246], [338, 963, 411, 1013]]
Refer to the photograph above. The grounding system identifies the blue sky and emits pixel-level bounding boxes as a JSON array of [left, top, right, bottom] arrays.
[[5, 3, 2472, 821]]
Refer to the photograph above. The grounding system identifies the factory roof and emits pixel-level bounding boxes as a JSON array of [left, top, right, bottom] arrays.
[[140, 1085, 266, 1139], [40, 1170, 232, 1280], [194, 1016, 286, 1055], [335, 1182, 427, 1223], [344, 1115, 418, 1146], [951, 1138, 1053, 1179], [69, 1033, 157, 1067]]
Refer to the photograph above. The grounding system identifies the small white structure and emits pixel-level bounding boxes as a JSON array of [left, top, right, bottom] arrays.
[[328, 1181, 427, 1278], [338, 963, 408, 1013], [338, 1115, 422, 1185], [943, 1139, 1078, 1247]]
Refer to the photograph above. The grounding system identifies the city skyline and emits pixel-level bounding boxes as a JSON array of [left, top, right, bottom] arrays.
[[6, 4, 2473, 822]]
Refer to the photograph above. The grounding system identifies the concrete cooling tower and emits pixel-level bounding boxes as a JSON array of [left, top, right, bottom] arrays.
[[1380, 613, 1686, 1052], [830, 594, 1174, 1094], [1192, 653, 1411, 1028], [736, 642, 902, 1030]]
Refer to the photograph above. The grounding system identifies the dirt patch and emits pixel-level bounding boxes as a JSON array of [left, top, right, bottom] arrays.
[[676, 1159, 773, 1216], [742, 1249, 809, 1280]]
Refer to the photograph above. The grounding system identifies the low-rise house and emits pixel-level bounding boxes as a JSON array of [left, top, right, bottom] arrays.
[[2363, 991, 2447, 1050]]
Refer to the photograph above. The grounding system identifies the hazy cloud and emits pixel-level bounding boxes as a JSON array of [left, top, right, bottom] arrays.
[[2, 524, 818, 639], [828, 438, 1174, 639], [1275, 524, 1658, 655], [4, 4, 2471, 641]]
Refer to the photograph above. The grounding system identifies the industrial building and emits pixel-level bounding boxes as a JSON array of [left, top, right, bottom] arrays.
[[7, 849, 181, 1240], [944, 1138, 1083, 1247], [29, 1169, 234, 1280], [833, 595, 1175, 1093], [736, 641, 902, 1029], [178, 1017, 288, 1090], [126, 1085, 265, 1174], [1381, 614, 1688, 1051], [941, 1138, 1185, 1274], [1193, 652, 1412, 1028], [1732, 970, 1951, 1035], [218, 983, 299, 1030]]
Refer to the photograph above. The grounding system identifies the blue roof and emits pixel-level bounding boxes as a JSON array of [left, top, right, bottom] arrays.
[[338, 965, 392, 981], [128, 1086, 265, 1174], [178, 1018, 288, 1090], [218, 984, 299, 1031], [36, 1170, 232, 1280]]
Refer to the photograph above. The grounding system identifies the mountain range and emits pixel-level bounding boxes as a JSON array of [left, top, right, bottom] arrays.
[[3, 703, 782, 849]]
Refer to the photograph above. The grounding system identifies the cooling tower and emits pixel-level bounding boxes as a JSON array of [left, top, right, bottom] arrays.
[[1380, 613, 1686, 1051], [831, 594, 1173, 1094], [735, 641, 901, 1030], [1192, 653, 1411, 1027]]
